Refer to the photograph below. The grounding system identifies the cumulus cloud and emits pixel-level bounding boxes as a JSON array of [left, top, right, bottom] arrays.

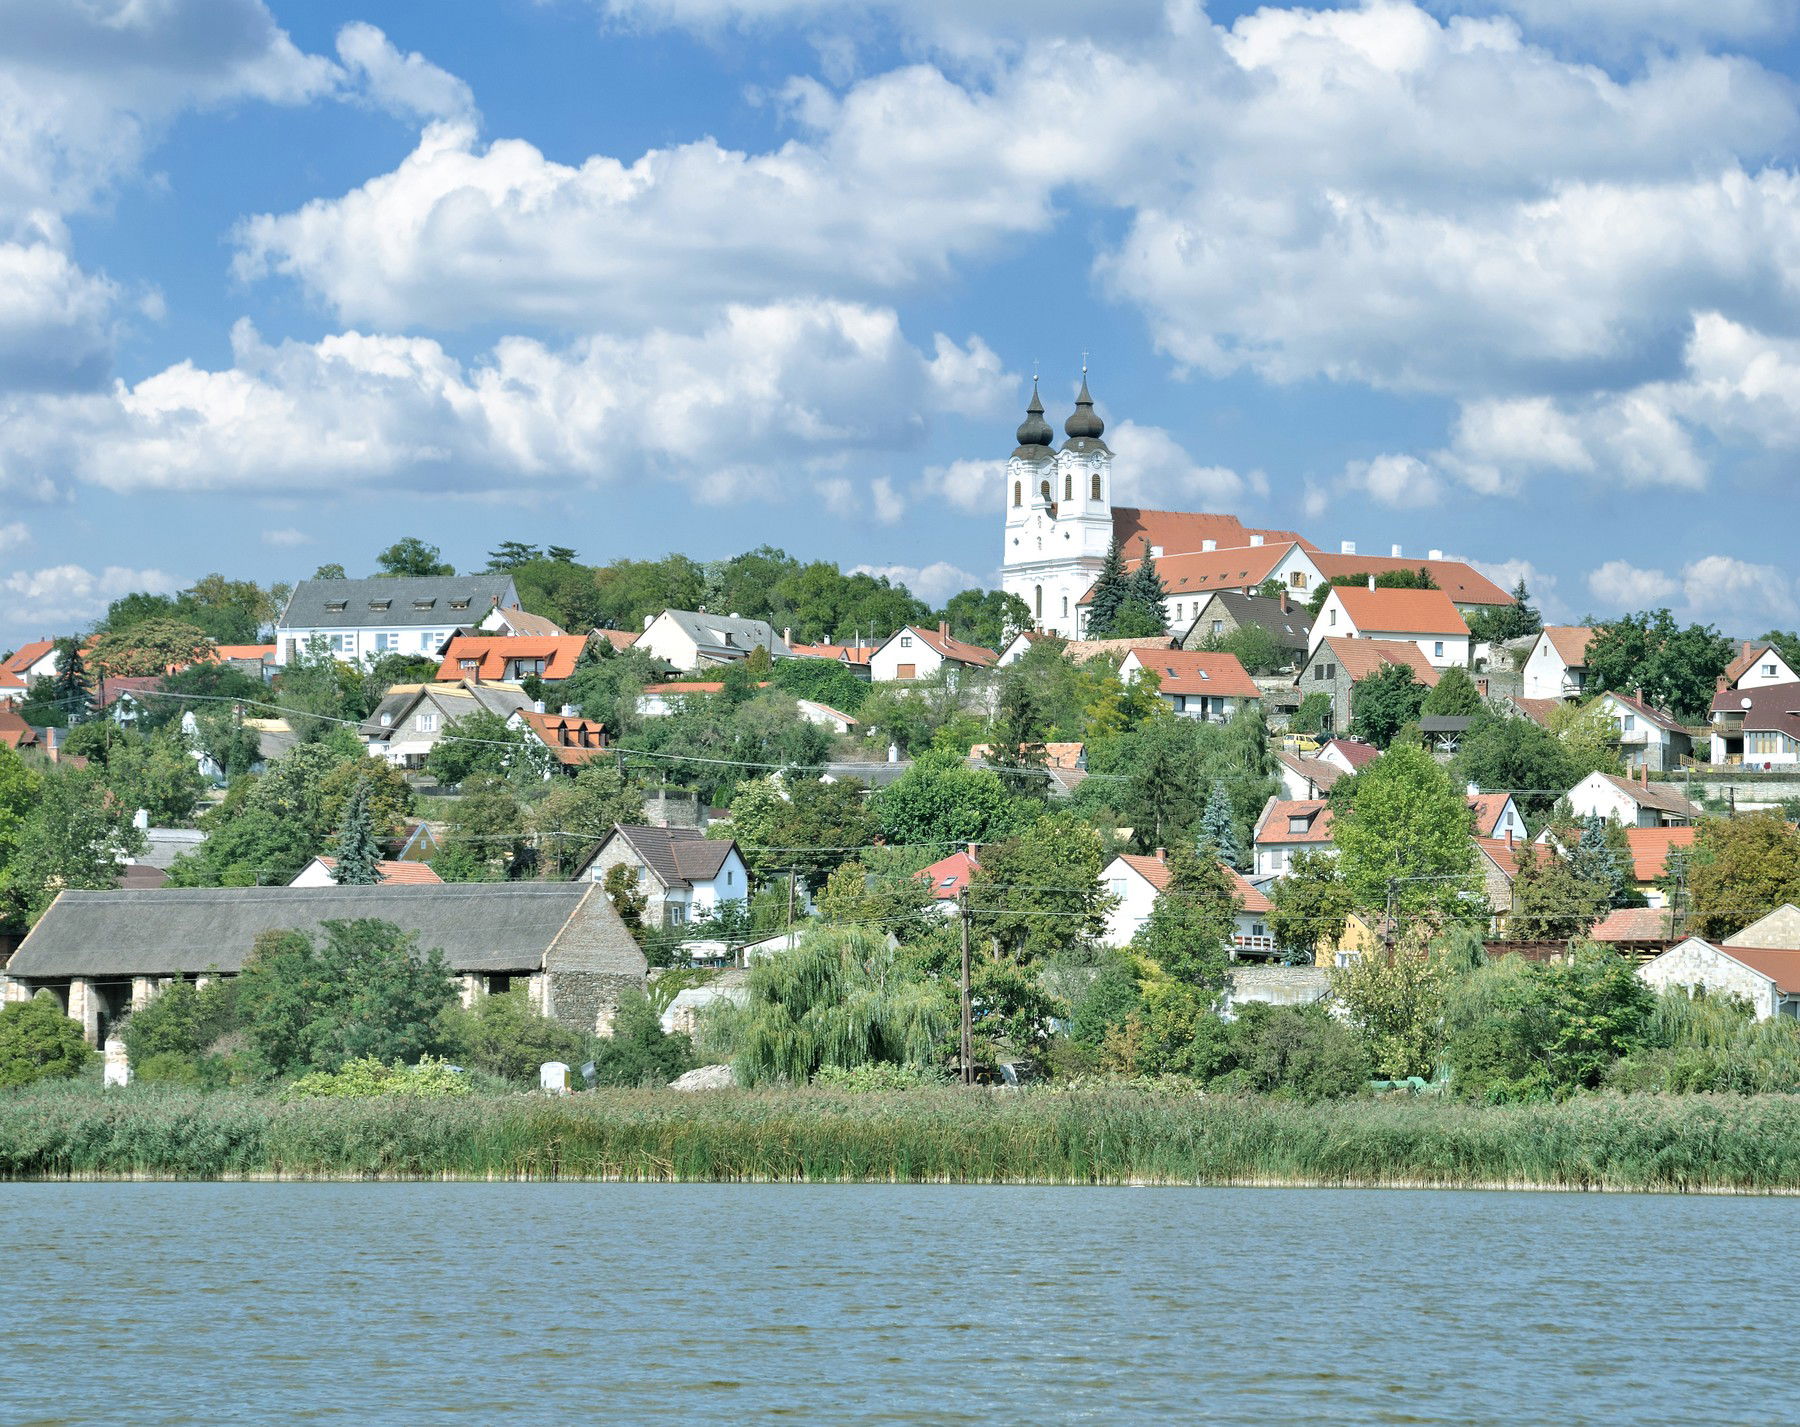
[[1588, 554, 1798, 629], [0, 235, 117, 390], [918, 457, 1005, 514], [1462, 0, 1793, 48], [261, 527, 311, 547], [1339, 453, 1443, 508], [851, 560, 981, 603], [1588, 559, 1680, 610], [1106, 421, 1264, 508], [334, 23, 477, 128], [0, 563, 181, 630], [0, 304, 1008, 501], [0, 520, 28, 554]]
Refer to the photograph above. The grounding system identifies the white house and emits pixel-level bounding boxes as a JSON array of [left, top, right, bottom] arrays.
[[1317, 738, 1380, 777], [1310, 585, 1471, 669], [1710, 681, 1800, 768], [996, 631, 1052, 666], [1724, 642, 1799, 691], [0, 639, 64, 697], [1638, 905, 1800, 1020], [1252, 798, 1336, 877], [634, 610, 791, 672], [290, 857, 444, 887], [1100, 850, 1278, 956], [1116, 649, 1262, 723], [275, 575, 519, 668], [1599, 690, 1694, 773], [360, 680, 535, 769], [479, 605, 567, 638], [1565, 770, 1702, 828], [869, 624, 998, 684], [794, 699, 859, 735], [574, 823, 749, 927], [1467, 792, 1527, 841], [1521, 627, 1596, 702]]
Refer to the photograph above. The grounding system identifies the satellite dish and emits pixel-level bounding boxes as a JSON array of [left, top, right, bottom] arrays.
[[1742, 697, 1754, 709]]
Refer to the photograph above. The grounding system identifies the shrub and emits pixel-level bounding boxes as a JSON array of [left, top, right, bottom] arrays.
[[812, 1062, 949, 1091], [287, 1056, 471, 1099], [587, 991, 697, 1087], [120, 979, 239, 1067], [1212, 1003, 1372, 1100], [440, 989, 589, 1086], [0, 992, 94, 1089]]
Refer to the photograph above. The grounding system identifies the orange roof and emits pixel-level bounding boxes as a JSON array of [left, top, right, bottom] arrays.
[[1314, 636, 1442, 687], [1328, 585, 1468, 637], [905, 626, 998, 667], [1128, 649, 1262, 698], [588, 628, 639, 652], [1724, 641, 1790, 686], [1467, 794, 1515, 837], [207, 644, 275, 663], [916, 850, 979, 900], [513, 709, 610, 765], [1111, 508, 1317, 558], [1307, 554, 1513, 606], [437, 635, 588, 683], [1589, 907, 1678, 944], [1541, 626, 1595, 667], [314, 857, 444, 885], [1475, 837, 1553, 877], [487, 608, 566, 637], [1255, 800, 1335, 845], [1, 640, 56, 685], [1115, 853, 1272, 913], [1713, 945, 1800, 995], [791, 641, 875, 665], [1508, 696, 1561, 727], [1624, 826, 1696, 882], [1096, 543, 1293, 601], [0, 707, 41, 750], [969, 741, 1085, 769], [1062, 636, 1176, 662]]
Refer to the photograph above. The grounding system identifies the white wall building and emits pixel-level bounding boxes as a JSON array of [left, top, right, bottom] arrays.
[[275, 575, 518, 667], [1310, 586, 1471, 668], [635, 610, 791, 672], [1725, 642, 1799, 691], [1565, 770, 1702, 828], [1100, 851, 1277, 955], [575, 824, 750, 927], [868, 624, 998, 684], [1521, 627, 1595, 701]]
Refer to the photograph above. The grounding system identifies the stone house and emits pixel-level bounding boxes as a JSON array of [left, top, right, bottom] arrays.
[[1298, 637, 1440, 739], [1177, 590, 1314, 667], [1599, 690, 1693, 773], [574, 823, 749, 927], [0, 882, 647, 1045], [1637, 904, 1800, 1020], [1566, 770, 1702, 828]]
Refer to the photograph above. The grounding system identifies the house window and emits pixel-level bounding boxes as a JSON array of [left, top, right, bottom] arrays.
[[899, 636, 912, 648], [1287, 816, 1311, 834], [1091, 473, 1101, 500], [1765, 664, 1777, 677], [1622, 715, 1636, 732], [1328, 609, 1337, 626], [1433, 641, 1444, 658], [1040, 480, 1051, 503], [417, 713, 439, 732], [1064, 473, 1072, 500], [330, 633, 355, 654], [1013, 481, 1021, 507], [1034, 585, 1043, 620], [1211, 620, 1224, 635], [379, 713, 393, 727], [375, 632, 398, 653], [1062, 596, 1069, 618], [726, 869, 735, 887]]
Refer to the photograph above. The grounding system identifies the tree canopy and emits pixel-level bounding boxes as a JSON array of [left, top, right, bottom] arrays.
[[1585, 609, 1733, 720]]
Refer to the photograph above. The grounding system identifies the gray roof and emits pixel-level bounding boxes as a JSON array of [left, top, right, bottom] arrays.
[[1190, 591, 1313, 649], [655, 610, 792, 661], [136, 828, 207, 870], [578, 824, 736, 889], [7, 883, 645, 980], [279, 575, 520, 632], [363, 682, 535, 741]]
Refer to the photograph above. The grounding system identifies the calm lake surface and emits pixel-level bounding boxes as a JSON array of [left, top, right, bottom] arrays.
[[1, 1184, 1793, 1424]]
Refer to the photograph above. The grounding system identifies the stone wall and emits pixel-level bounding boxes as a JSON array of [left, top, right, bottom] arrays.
[[1224, 965, 1331, 1013], [1639, 941, 1774, 1018], [548, 970, 644, 1036]]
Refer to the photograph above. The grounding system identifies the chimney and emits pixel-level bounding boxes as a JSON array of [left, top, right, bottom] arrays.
[[1278, 590, 1290, 613], [782, 627, 792, 647], [1428, 548, 1443, 560], [1340, 540, 1356, 555], [642, 614, 654, 630], [1641, 764, 1649, 787], [939, 620, 950, 641], [1716, 673, 1728, 692], [1202, 539, 1216, 552], [1155, 847, 1167, 862], [560, 704, 576, 717], [533, 700, 546, 714], [1367, 575, 1376, 591], [1249, 534, 1264, 547], [1390, 544, 1402, 558], [133, 809, 149, 831], [887, 741, 900, 764], [1506, 828, 1515, 851]]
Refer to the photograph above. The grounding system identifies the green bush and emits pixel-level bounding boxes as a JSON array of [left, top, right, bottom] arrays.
[[812, 1062, 949, 1091], [439, 989, 590, 1086], [1608, 989, 1800, 1094], [1212, 1003, 1372, 1101], [120, 980, 239, 1066], [287, 1056, 471, 1099], [0, 993, 93, 1089], [588, 991, 696, 1088]]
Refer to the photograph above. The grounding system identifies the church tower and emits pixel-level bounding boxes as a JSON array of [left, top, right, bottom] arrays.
[[1002, 370, 1114, 638]]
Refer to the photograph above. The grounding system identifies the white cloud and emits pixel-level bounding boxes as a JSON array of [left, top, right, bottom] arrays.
[[0, 520, 28, 554], [261, 527, 311, 547], [1454, 555, 1560, 619], [334, 23, 477, 128], [1681, 554, 1799, 627], [0, 234, 118, 391], [851, 560, 980, 603], [1587, 559, 1679, 609], [869, 477, 905, 524], [0, 563, 181, 631], [0, 304, 1007, 500], [1106, 420, 1263, 508], [919, 457, 1005, 514], [1340, 452, 1443, 508], [1465, 0, 1792, 48]]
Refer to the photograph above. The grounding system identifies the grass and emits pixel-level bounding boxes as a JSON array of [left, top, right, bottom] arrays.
[[7, 1084, 1800, 1190]]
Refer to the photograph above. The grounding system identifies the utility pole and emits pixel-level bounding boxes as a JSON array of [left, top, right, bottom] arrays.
[[959, 885, 973, 1085], [786, 868, 797, 950], [1383, 877, 1398, 959]]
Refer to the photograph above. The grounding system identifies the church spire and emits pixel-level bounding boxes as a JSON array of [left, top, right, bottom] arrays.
[[1011, 375, 1055, 460], [1064, 365, 1106, 444]]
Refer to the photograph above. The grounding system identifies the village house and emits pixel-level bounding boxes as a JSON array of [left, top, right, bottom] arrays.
[[507, 707, 611, 771], [0, 706, 41, 752], [1599, 690, 1694, 773], [361, 680, 536, 769], [437, 634, 589, 685], [1710, 680, 1800, 767], [1116, 649, 1261, 722], [0, 883, 648, 1045], [1298, 637, 1440, 738], [1253, 798, 1335, 876], [1637, 905, 1800, 1020], [1274, 750, 1344, 801], [479, 605, 568, 638], [790, 639, 877, 679], [915, 848, 979, 915], [1100, 849, 1278, 956], [1622, 827, 1696, 907], [634, 610, 790, 672], [1310, 585, 1472, 669], [1723, 641, 1799, 692], [868, 624, 998, 683], [1468, 793, 1528, 841], [1177, 590, 1313, 667], [274, 575, 520, 668], [574, 823, 749, 927], [0, 639, 63, 697], [1566, 770, 1703, 828], [1520, 627, 1595, 702], [794, 699, 859, 735], [1473, 835, 1556, 936], [288, 857, 445, 887], [1317, 738, 1381, 776]]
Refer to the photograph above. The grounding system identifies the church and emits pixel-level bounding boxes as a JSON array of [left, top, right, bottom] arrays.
[[999, 373, 1513, 640]]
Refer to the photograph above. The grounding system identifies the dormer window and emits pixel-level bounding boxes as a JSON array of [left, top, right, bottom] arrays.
[[412, 599, 435, 611], [448, 600, 470, 611], [368, 600, 391, 611], [1288, 814, 1313, 835], [324, 600, 348, 612]]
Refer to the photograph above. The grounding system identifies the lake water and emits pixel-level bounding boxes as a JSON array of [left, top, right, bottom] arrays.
[[1, 1184, 1793, 1424]]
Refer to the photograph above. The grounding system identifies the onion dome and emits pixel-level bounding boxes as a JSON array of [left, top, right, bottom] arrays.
[[1011, 377, 1055, 462], [1064, 372, 1105, 440]]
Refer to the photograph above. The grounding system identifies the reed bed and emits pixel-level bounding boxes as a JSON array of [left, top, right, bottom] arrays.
[[5, 1084, 1800, 1191]]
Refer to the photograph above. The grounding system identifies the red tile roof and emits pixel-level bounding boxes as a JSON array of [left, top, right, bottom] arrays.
[[1589, 907, 1679, 945], [437, 635, 589, 683], [1314, 637, 1442, 688], [1329, 585, 1469, 637], [1624, 826, 1696, 882], [905, 626, 998, 667], [514, 709, 611, 765], [791, 641, 876, 665], [0, 707, 40, 750], [1098, 543, 1293, 601], [1725, 642, 1781, 686], [313, 857, 445, 885], [1307, 554, 1514, 606], [1255, 800, 1335, 844], [1508, 696, 1561, 728], [1541, 626, 1596, 668], [1712, 945, 1800, 995], [1110, 509, 1316, 558], [1711, 680, 1800, 731], [1475, 837, 1553, 877], [1114, 853, 1272, 914], [916, 850, 978, 901], [1467, 794, 1516, 837], [589, 628, 639, 652], [1320, 737, 1382, 767], [1128, 649, 1262, 698]]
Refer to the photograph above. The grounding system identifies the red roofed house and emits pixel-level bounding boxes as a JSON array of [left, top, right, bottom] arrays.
[[1299, 636, 1441, 739], [438, 635, 589, 685], [1639, 904, 1800, 1019], [1711, 679, 1800, 768], [1101, 849, 1278, 956], [290, 857, 445, 887], [1568, 770, 1702, 829], [1588, 906, 1683, 958], [0, 706, 42, 751], [1253, 798, 1336, 876], [790, 639, 876, 673], [915, 849, 979, 915], [1474, 835, 1558, 935], [1116, 649, 1261, 722], [1468, 793, 1527, 841], [1313, 585, 1471, 668], [506, 707, 610, 769], [1522, 626, 1596, 702], [1318, 737, 1382, 773], [480, 605, 568, 638], [1598, 690, 1694, 773], [1624, 827, 1696, 906], [1723, 641, 1798, 692], [0, 640, 60, 697], [869, 624, 998, 684], [1304, 550, 1515, 614]]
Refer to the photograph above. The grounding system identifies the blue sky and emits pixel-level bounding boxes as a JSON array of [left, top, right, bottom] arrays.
[[3, 0, 1800, 650]]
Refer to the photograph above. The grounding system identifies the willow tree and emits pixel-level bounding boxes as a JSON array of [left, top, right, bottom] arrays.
[[707, 927, 951, 1085]]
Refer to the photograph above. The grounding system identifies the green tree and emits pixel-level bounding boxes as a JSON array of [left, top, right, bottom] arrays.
[[1348, 663, 1429, 748], [1465, 579, 1542, 646], [1212, 1002, 1373, 1099], [0, 742, 43, 883], [1084, 537, 1131, 636], [1197, 622, 1288, 675], [1331, 939, 1455, 1080], [1545, 699, 1625, 779], [526, 764, 646, 876], [120, 979, 240, 1070], [330, 778, 382, 884], [375, 537, 455, 578], [1584, 609, 1733, 720], [1291, 691, 1331, 736], [1130, 845, 1237, 988], [2, 768, 146, 922], [0, 992, 94, 1088], [486, 541, 544, 570], [1685, 814, 1800, 940], [1566, 814, 1629, 906], [440, 988, 587, 1084], [235, 919, 460, 1074], [587, 990, 696, 1086], [1420, 664, 1482, 717], [1266, 850, 1351, 965], [815, 858, 939, 944], [941, 588, 1032, 652], [313, 563, 347, 580], [728, 775, 875, 891], [983, 669, 1051, 797], [768, 657, 870, 716], [1307, 567, 1437, 618], [870, 749, 1035, 847], [433, 774, 527, 880], [1506, 847, 1610, 940], [603, 862, 650, 937], [1197, 779, 1242, 868], [1452, 711, 1579, 823], [69, 724, 206, 826], [559, 646, 658, 734], [1332, 741, 1480, 925], [970, 811, 1110, 964], [50, 637, 92, 723], [89, 618, 214, 678], [1117, 540, 1170, 635], [423, 709, 551, 785]]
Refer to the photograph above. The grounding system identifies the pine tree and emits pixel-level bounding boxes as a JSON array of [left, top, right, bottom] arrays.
[[1566, 813, 1626, 906], [1121, 539, 1169, 634], [1197, 778, 1242, 868], [330, 778, 383, 885], [1085, 538, 1130, 636], [51, 637, 91, 725]]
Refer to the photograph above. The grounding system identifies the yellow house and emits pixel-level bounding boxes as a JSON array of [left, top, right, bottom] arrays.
[[1317, 911, 1386, 968]]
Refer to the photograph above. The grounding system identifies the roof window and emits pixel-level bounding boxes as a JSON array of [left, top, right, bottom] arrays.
[[324, 599, 348, 612], [448, 600, 470, 610], [412, 599, 436, 611], [368, 600, 391, 611]]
